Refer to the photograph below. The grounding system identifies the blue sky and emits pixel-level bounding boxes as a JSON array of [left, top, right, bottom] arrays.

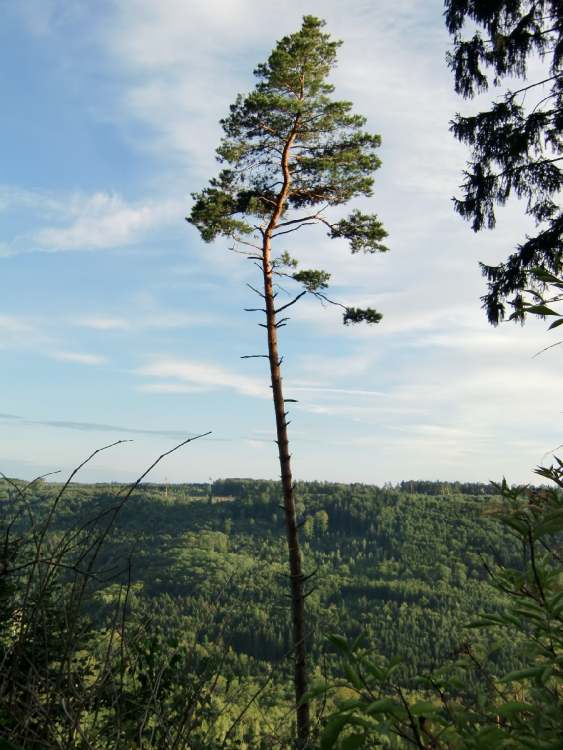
[[0, 0, 560, 485]]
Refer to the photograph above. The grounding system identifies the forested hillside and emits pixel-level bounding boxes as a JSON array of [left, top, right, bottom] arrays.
[[10, 478, 521, 662], [2, 474, 558, 748]]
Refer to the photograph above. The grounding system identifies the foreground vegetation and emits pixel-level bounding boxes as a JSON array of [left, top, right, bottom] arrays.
[[2, 463, 560, 748]]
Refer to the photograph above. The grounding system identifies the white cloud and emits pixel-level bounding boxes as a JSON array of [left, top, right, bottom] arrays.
[[0, 185, 62, 215], [101, 0, 269, 173], [0, 316, 108, 365], [33, 192, 180, 252], [0, 315, 37, 336], [77, 311, 220, 331], [291, 386, 387, 397], [0, 315, 51, 350], [138, 382, 211, 394], [78, 316, 131, 331], [0, 187, 182, 255], [298, 350, 377, 380], [136, 358, 268, 398], [143, 312, 218, 328], [49, 351, 107, 365]]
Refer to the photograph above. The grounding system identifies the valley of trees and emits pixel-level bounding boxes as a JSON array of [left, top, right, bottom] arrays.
[[0, 473, 543, 748]]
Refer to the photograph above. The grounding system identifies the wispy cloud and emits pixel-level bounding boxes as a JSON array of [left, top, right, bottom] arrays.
[[0, 187, 181, 255], [0, 185, 62, 215], [136, 358, 268, 398], [0, 315, 109, 366], [0, 412, 197, 439], [77, 316, 131, 331], [0, 315, 37, 337], [48, 351, 108, 366], [291, 385, 387, 398], [76, 311, 219, 331], [101, 0, 269, 174], [33, 192, 181, 252]]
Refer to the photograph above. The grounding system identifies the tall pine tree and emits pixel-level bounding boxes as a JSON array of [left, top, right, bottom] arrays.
[[446, 0, 562, 324], [188, 16, 387, 745]]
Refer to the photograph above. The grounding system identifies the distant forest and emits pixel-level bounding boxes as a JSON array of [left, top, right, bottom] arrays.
[[1, 475, 529, 747], [4, 476, 524, 668]]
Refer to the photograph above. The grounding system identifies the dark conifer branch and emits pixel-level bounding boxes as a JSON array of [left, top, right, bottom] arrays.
[[246, 283, 266, 298], [446, 0, 562, 324], [274, 291, 307, 314], [507, 74, 561, 99], [272, 222, 319, 237], [302, 567, 319, 583], [232, 237, 262, 251], [275, 209, 327, 228]]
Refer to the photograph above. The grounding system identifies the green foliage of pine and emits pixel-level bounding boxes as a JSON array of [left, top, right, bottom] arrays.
[[188, 15, 387, 325]]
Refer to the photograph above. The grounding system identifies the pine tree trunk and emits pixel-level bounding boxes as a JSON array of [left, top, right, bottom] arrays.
[[260, 113, 310, 747], [262, 242, 310, 747]]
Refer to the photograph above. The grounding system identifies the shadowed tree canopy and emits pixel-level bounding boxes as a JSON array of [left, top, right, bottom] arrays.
[[445, 0, 562, 324], [189, 15, 388, 323]]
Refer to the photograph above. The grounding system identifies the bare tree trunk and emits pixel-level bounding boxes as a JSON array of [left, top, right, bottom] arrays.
[[262, 244, 310, 746], [260, 113, 310, 747]]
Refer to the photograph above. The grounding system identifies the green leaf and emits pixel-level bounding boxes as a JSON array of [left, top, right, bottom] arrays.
[[0, 741, 22, 750], [340, 733, 365, 750], [293, 269, 331, 292], [525, 304, 559, 316], [547, 318, 563, 330], [329, 210, 388, 253], [365, 698, 399, 715], [496, 701, 536, 717], [327, 634, 351, 655], [278, 251, 299, 269], [466, 613, 520, 628], [320, 714, 349, 750], [387, 655, 403, 669], [531, 268, 563, 286], [410, 701, 438, 716], [305, 682, 331, 700], [503, 517, 529, 536], [364, 662, 385, 681], [343, 307, 382, 325], [465, 619, 491, 629], [337, 699, 365, 712], [540, 665, 554, 684], [535, 509, 563, 536], [473, 726, 506, 747], [343, 662, 363, 690], [512, 607, 544, 622], [548, 590, 563, 615], [501, 666, 544, 683]]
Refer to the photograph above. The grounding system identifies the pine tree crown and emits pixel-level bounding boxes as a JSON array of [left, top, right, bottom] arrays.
[[188, 16, 387, 325]]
